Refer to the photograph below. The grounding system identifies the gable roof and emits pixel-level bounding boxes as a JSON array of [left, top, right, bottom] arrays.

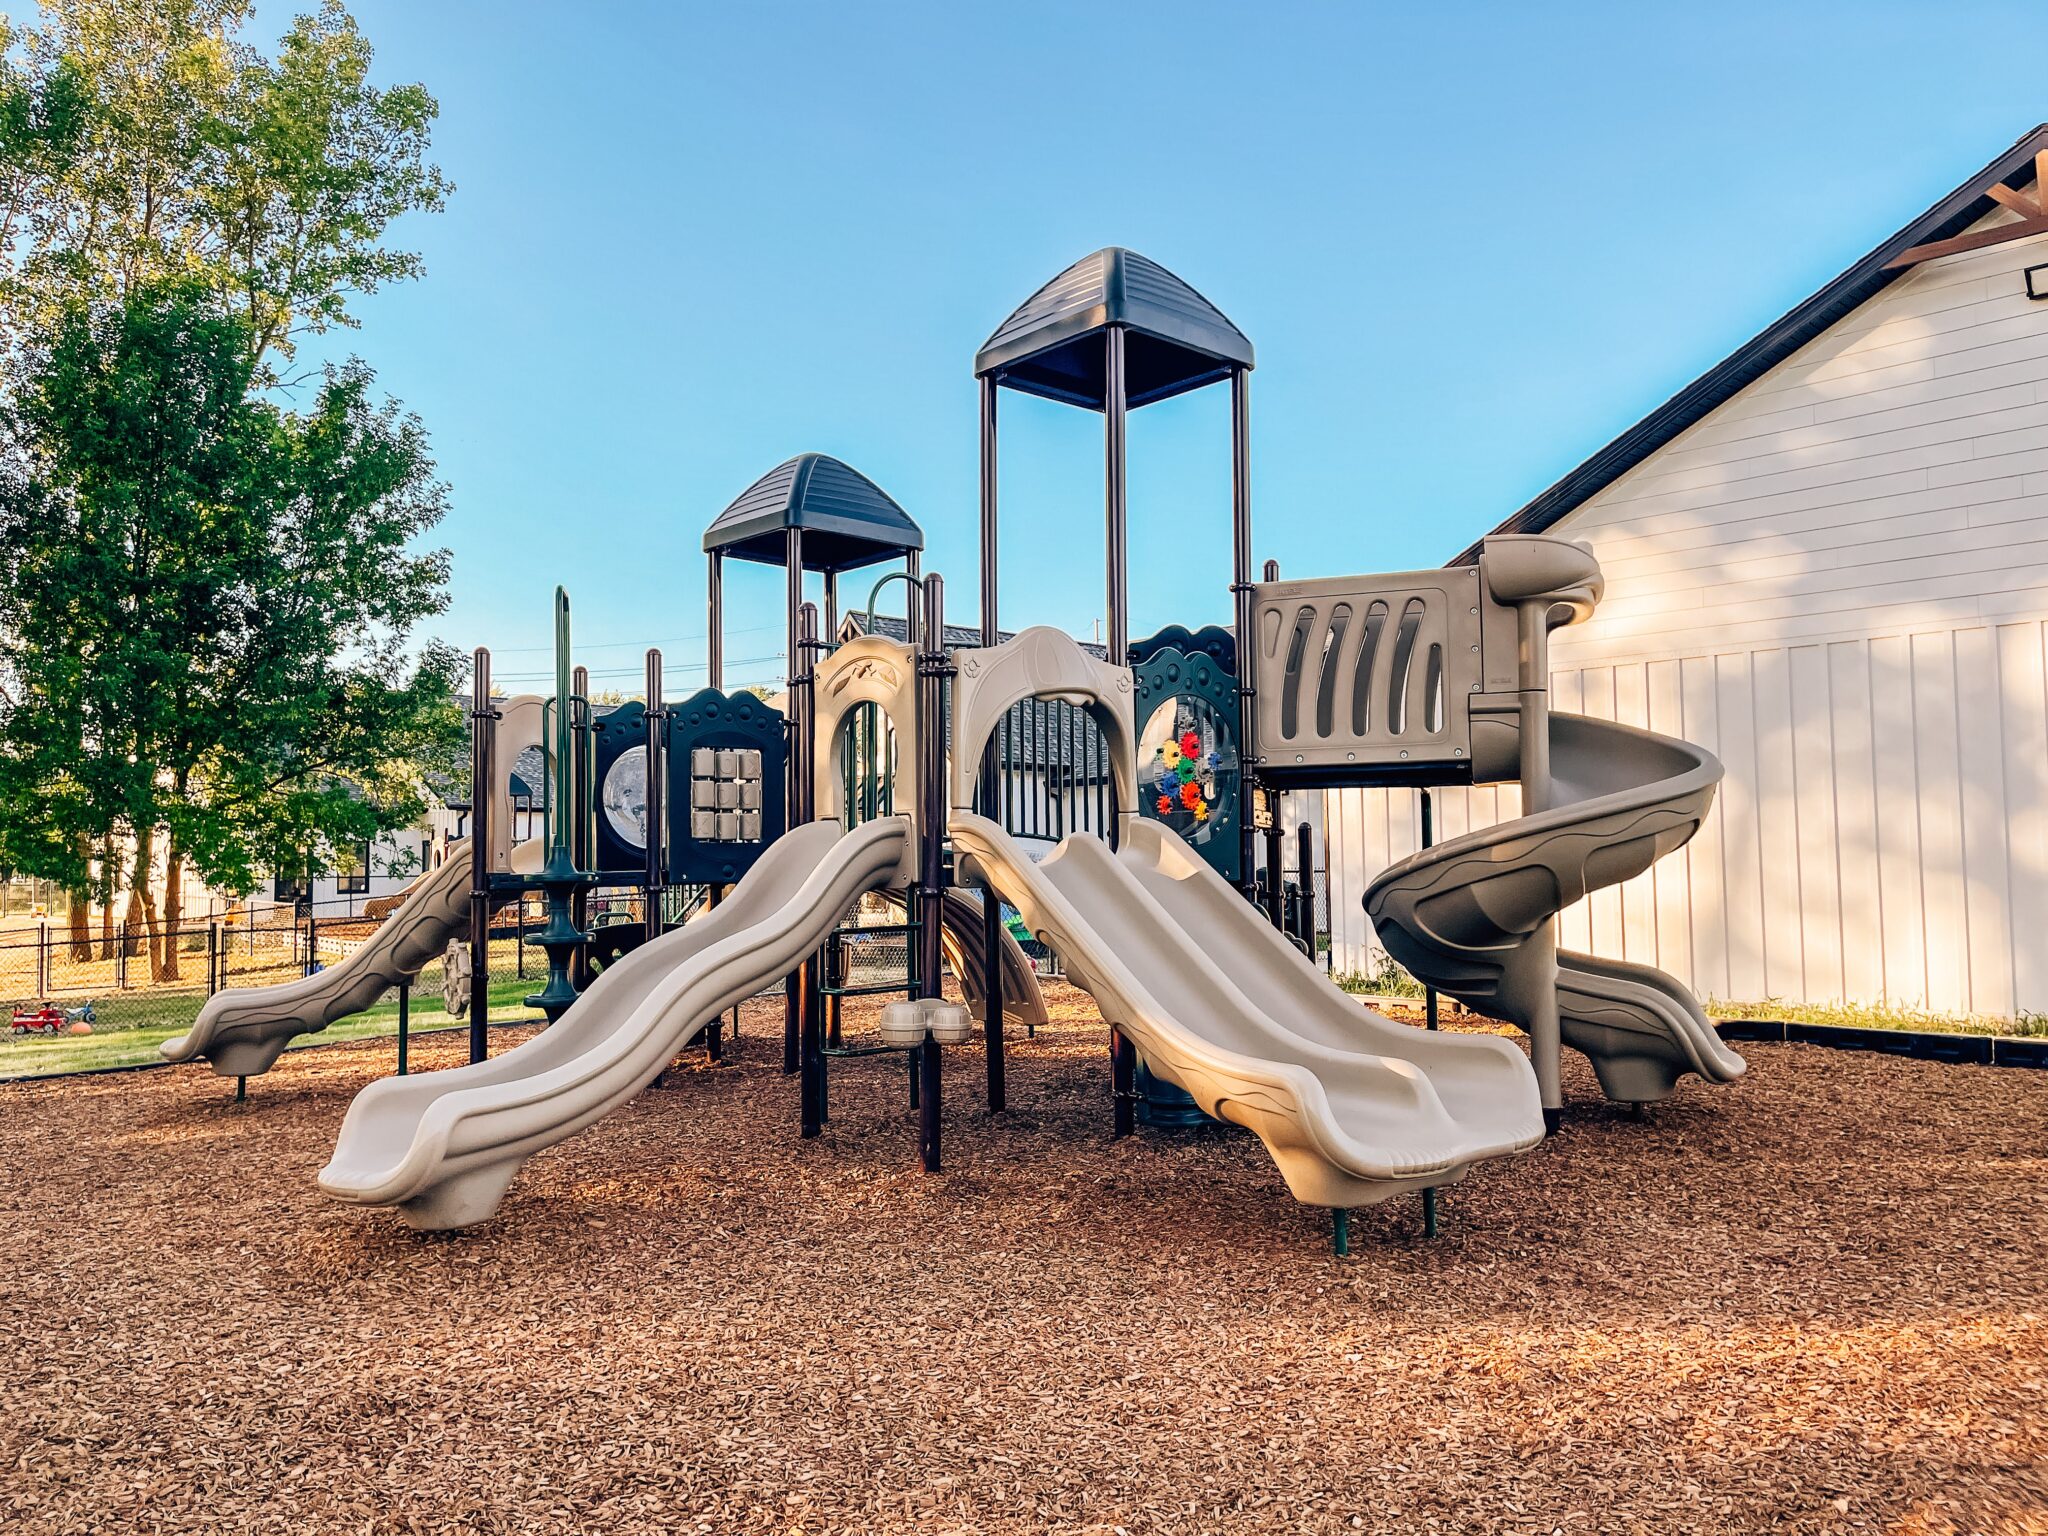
[[1450, 124, 2048, 565], [974, 247, 1254, 409]]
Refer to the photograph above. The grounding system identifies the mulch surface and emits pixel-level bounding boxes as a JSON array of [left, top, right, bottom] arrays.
[[2, 985, 2044, 1535]]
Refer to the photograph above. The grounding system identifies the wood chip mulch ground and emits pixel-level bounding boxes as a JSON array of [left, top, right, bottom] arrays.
[[2, 983, 2044, 1535]]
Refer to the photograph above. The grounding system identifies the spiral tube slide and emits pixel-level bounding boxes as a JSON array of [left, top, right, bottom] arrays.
[[1365, 713, 1746, 1105]]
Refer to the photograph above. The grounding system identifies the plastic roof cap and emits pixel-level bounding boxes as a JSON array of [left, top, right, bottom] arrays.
[[974, 247, 1253, 410], [703, 453, 925, 573]]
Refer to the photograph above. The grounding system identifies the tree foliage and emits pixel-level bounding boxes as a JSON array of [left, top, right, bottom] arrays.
[[0, 0, 449, 383], [0, 3, 459, 978], [0, 282, 462, 976]]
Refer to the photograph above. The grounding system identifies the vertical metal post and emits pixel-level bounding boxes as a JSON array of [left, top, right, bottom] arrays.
[[469, 646, 493, 1063], [1111, 1026, 1137, 1138], [36, 920, 47, 995], [919, 573, 950, 1165], [207, 923, 219, 995], [978, 373, 1006, 1097], [571, 662, 592, 988], [707, 551, 724, 693], [784, 528, 805, 1078], [797, 600, 826, 1137], [305, 916, 317, 978], [1294, 820, 1316, 952], [1230, 367, 1258, 899], [1259, 551, 1284, 925], [1514, 598, 1561, 1128], [1420, 787, 1440, 1237], [397, 979, 410, 1075], [823, 571, 837, 650], [645, 648, 665, 943], [1105, 325, 1129, 667]]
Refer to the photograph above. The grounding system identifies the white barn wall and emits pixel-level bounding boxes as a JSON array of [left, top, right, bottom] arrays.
[[1328, 210, 2048, 1021]]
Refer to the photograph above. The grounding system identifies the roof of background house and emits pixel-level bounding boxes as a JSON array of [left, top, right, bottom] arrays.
[[1450, 124, 2048, 565]]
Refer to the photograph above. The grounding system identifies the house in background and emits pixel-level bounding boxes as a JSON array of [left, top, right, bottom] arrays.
[[1327, 125, 2048, 1022]]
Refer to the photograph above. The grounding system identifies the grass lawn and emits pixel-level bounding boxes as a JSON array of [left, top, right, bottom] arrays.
[[0, 972, 546, 1078]]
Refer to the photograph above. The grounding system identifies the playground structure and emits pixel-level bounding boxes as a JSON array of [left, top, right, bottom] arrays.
[[169, 247, 1742, 1242]]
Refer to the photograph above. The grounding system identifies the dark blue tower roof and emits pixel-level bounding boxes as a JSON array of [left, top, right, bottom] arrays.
[[974, 247, 1254, 409], [702, 453, 924, 572]]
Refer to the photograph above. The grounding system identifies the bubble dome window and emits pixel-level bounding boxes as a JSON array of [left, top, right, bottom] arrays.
[[1139, 694, 1238, 853]]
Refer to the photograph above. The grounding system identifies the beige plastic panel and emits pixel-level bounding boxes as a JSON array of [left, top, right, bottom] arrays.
[[812, 634, 921, 883], [489, 695, 546, 873], [1250, 567, 1496, 776], [948, 626, 1137, 818]]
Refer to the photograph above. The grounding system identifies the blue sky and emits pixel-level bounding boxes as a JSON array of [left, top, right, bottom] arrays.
[[305, 1, 2048, 692]]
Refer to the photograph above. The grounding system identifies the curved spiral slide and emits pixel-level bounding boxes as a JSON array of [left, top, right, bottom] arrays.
[[160, 838, 537, 1079], [954, 813, 1544, 1209], [320, 816, 911, 1230], [1365, 713, 1746, 1104]]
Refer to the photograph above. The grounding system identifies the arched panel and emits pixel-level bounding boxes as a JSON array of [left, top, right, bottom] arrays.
[[490, 695, 546, 873], [812, 634, 920, 882], [949, 626, 1137, 821]]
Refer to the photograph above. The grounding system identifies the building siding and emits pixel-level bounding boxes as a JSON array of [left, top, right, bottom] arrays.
[[1327, 210, 2048, 1021]]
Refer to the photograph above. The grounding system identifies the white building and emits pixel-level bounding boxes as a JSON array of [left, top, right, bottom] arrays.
[[1327, 126, 2048, 1023]]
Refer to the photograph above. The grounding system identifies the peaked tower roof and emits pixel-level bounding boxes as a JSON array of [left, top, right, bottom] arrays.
[[702, 454, 923, 572], [974, 247, 1253, 409]]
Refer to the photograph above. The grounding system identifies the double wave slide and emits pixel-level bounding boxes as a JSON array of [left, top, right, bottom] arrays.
[[320, 816, 912, 1230], [953, 813, 1545, 1209], [160, 839, 521, 1079], [1366, 713, 1746, 1104]]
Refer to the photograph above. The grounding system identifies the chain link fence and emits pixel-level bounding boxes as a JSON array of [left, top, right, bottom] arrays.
[[0, 896, 555, 1079]]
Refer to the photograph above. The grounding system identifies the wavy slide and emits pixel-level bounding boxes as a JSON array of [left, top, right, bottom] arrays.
[[160, 839, 534, 1078], [1365, 713, 1746, 1104], [320, 816, 911, 1230], [954, 813, 1544, 1208]]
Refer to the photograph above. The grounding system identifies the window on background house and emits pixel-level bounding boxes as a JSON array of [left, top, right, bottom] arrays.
[[335, 839, 372, 895]]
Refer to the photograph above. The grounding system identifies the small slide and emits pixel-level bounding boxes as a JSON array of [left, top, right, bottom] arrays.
[[320, 816, 911, 1230], [953, 813, 1543, 1209], [160, 839, 525, 1078], [1365, 713, 1746, 1103]]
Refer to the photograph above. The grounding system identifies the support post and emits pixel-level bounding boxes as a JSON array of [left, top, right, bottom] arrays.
[[977, 373, 1006, 1104], [1110, 1026, 1137, 1139], [1514, 599, 1562, 1130], [570, 662, 592, 990], [470, 647, 494, 1063], [1420, 787, 1440, 1237], [1105, 325, 1129, 667], [397, 979, 410, 1076], [784, 528, 805, 1078], [1230, 367, 1257, 900], [645, 648, 665, 944], [1294, 819, 1316, 952], [1332, 1207, 1350, 1257], [796, 600, 826, 1137], [707, 551, 724, 693], [919, 574, 957, 1160]]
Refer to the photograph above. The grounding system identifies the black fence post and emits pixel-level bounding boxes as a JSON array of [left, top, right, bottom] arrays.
[[305, 914, 317, 978], [36, 920, 47, 996], [116, 923, 128, 990], [396, 980, 410, 1075], [207, 922, 219, 996]]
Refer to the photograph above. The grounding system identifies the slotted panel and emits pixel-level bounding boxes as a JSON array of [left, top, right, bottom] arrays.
[[1252, 568, 1482, 784]]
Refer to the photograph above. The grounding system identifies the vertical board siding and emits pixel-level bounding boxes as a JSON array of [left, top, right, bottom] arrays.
[[1323, 231, 2048, 1019], [1322, 622, 2048, 1018]]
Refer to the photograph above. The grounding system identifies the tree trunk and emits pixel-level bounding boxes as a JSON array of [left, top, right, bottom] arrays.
[[157, 839, 185, 983], [133, 823, 165, 981], [121, 888, 145, 958]]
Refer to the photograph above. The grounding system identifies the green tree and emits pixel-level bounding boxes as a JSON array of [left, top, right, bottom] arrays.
[[0, 0, 448, 383], [0, 281, 461, 980]]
